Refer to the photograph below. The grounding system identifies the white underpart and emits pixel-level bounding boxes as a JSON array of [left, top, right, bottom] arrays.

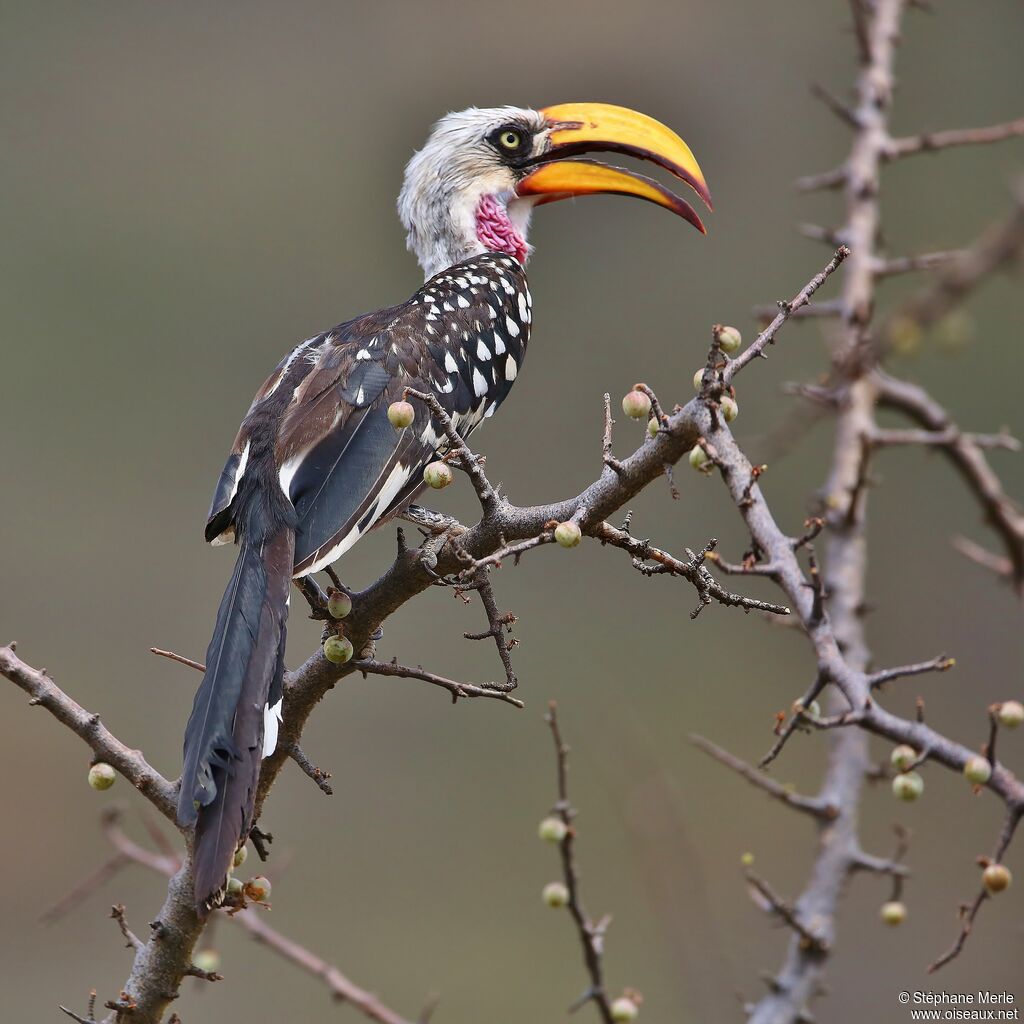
[[263, 699, 283, 757]]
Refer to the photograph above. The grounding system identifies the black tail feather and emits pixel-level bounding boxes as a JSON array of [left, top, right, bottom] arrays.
[[179, 526, 294, 911]]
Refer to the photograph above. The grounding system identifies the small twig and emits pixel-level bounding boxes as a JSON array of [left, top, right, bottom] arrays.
[[887, 117, 1024, 159], [110, 903, 144, 953], [591, 522, 790, 617], [873, 249, 968, 276], [462, 568, 518, 692], [877, 372, 1024, 588], [870, 427, 1019, 451], [744, 869, 827, 953], [59, 991, 97, 1024], [353, 657, 523, 708], [691, 735, 837, 819], [759, 675, 829, 769], [795, 166, 848, 193], [724, 247, 851, 383], [601, 393, 623, 474], [866, 655, 955, 690], [951, 535, 1014, 580], [810, 81, 861, 129], [799, 223, 846, 246], [283, 742, 333, 796], [149, 647, 205, 673], [752, 298, 843, 323], [544, 702, 615, 1024]]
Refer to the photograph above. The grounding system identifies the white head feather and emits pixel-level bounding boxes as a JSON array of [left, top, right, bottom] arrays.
[[398, 106, 550, 280]]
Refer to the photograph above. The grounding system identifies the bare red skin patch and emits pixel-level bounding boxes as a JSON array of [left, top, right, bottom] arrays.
[[475, 194, 528, 264]]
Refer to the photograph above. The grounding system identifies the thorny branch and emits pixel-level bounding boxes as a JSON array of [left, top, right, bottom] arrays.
[[46, 809, 419, 1024], [543, 702, 616, 1024], [710, 3, 1024, 1022]]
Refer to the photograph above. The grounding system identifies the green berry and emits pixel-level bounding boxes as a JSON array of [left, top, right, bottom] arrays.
[[323, 635, 353, 665], [688, 446, 710, 470], [245, 876, 272, 902], [719, 395, 738, 422], [963, 756, 992, 786], [892, 771, 924, 802], [538, 817, 568, 843], [693, 369, 704, 392], [983, 863, 1012, 894], [611, 997, 640, 1022], [890, 745, 917, 773], [193, 949, 221, 973], [423, 461, 453, 489], [327, 591, 353, 619], [554, 522, 582, 548], [387, 401, 415, 429], [621, 389, 651, 420], [998, 700, 1024, 729], [934, 309, 974, 353], [542, 881, 569, 908], [88, 763, 116, 791], [232, 845, 248, 869], [226, 876, 244, 896], [647, 417, 659, 438], [740, 852, 755, 867], [718, 326, 742, 354], [880, 901, 906, 926], [888, 315, 923, 357]]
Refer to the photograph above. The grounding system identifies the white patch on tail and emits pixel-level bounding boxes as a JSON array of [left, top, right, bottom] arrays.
[[263, 699, 283, 757]]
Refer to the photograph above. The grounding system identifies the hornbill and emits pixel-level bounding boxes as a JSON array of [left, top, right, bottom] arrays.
[[178, 102, 711, 910]]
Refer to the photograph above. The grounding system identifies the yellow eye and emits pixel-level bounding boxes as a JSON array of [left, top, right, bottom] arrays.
[[499, 130, 522, 150]]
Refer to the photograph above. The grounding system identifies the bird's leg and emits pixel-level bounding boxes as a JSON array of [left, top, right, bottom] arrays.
[[295, 577, 329, 620]]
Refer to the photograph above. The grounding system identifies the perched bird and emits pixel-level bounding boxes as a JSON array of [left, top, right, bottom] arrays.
[[178, 102, 710, 910]]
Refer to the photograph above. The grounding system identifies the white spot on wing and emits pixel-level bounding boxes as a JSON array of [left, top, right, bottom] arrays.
[[473, 367, 488, 397], [505, 355, 518, 381], [228, 441, 251, 504]]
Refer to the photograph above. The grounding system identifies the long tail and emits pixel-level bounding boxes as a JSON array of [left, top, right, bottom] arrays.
[[178, 516, 294, 911]]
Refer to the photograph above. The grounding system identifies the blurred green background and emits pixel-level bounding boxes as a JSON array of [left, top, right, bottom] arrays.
[[2, 2, 1023, 1020]]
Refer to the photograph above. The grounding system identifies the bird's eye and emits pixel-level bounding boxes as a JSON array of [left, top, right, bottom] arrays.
[[498, 130, 522, 151]]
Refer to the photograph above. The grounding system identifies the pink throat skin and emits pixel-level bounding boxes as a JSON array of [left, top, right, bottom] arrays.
[[475, 194, 528, 264]]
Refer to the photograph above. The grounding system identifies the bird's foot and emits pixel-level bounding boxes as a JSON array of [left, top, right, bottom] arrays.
[[296, 577, 330, 620], [401, 504, 458, 534]]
